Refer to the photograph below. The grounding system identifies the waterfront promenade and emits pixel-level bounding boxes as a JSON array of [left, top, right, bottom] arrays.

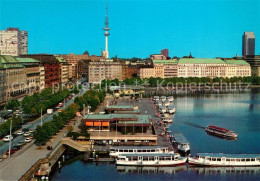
[[0, 116, 82, 180]]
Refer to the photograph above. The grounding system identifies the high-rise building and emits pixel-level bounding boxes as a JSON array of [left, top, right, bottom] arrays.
[[242, 32, 255, 57], [102, 4, 110, 59], [0, 28, 28, 56], [161, 49, 169, 58]]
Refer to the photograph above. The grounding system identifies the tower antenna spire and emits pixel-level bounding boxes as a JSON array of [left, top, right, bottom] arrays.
[[102, 1, 110, 59]]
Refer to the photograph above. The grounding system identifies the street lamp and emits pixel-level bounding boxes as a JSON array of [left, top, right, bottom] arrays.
[[8, 118, 12, 158]]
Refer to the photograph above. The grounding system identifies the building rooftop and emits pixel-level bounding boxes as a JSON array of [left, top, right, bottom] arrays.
[[55, 56, 67, 63], [153, 59, 178, 65], [110, 85, 144, 91], [107, 105, 134, 109], [0, 55, 23, 68], [225, 60, 250, 65], [16, 57, 40, 63], [178, 58, 225, 64]]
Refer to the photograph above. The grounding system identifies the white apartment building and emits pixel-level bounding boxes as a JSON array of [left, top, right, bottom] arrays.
[[178, 58, 227, 78], [88, 61, 122, 83], [0, 28, 28, 56]]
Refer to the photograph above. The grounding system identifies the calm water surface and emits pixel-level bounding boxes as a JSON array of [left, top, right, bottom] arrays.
[[52, 88, 260, 181]]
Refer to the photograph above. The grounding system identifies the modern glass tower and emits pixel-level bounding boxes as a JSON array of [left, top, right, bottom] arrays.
[[242, 32, 255, 57]]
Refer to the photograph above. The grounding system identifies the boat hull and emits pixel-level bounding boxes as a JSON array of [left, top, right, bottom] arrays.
[[116, 158, 187, 166], [188, 157, 260, 167]]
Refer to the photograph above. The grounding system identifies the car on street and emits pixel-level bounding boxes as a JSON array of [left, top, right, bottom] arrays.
[[24, 138, 32, 143], [3, 135, 13, 142], [17, 130, 24, 135], [6, 149, 15, 155], [13, 145, 22, 151], [23, 132, 31, 137], [22, 128, 29, 132], [17, 141, 26, 147], [29, 129, 35, 133]]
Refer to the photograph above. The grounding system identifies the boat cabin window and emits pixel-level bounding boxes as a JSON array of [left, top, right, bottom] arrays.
[[159, 157, 165, 161], [217, 158, 221, 161], [137, 150, 142, 152], [165, 157, 171, 161], [226, 159, 230, 161], [246, 159, 250, 162], [110, 149, 115, 152], [241, 159, 245, 162], [251, 158, 255, 161], [231, 159, 235, 162], [119, 150, 123, 152], [149, 157, 155, 161], [151, 149, 155, 152], [143, 150, 147, 152], [143, 156, 149, 161], [147, 150, 151, 152], [236, 159, 240, 162], [133, 156, 138, 161], [212, 158, 216, 161], [129, 150, 133, 152]]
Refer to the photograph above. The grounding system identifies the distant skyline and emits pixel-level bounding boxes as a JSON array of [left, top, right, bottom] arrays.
[[0, 0, 259, 58]]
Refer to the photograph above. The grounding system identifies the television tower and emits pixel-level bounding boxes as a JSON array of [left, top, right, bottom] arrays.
[[102, 3, 110, 59]]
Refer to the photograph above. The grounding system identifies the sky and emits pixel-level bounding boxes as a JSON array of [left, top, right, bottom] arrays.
[[0, 0, 259, 58]]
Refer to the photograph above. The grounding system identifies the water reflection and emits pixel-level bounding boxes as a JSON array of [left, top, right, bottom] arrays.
[[190, 166, 260, 175], [116, 165, 187, 174], [116, 165, 260, 176]]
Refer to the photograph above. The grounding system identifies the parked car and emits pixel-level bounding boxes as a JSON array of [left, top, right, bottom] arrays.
[[23, 132, 31, 137], [24, 138, 32, 143], [58, 103, 63, 107], [22, 128, 29, 132], [29, 129, 35, 133], [3, 135, 13, 142], [6, 149, 15, 155], [17, 130, 24, 135], [13, 145, 22, 151], [17, 141, 26, 147]]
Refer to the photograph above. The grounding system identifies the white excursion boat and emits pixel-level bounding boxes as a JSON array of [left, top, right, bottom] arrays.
[[167, 105, 176, 114], [116, 153, 187, 166], [109, 146, 171, 157], [162, 117, 173, 123], [189, 153, 260, 166], [163, 100, 170, 107], [159, 105, 167, 113], [153, 96, 160, 101], [167, 96, 174, 102], [172, 133, 190, 154], [160, 96, 167, 101]]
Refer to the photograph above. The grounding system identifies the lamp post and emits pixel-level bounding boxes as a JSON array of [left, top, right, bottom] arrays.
[[40, 108, 43, 126], [8, 118, 12, 158]]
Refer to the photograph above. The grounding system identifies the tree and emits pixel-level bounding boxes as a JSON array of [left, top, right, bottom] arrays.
[[5, 99, 20, 110]]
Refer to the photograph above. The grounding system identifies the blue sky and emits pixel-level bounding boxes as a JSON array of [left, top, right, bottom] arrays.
[[0, 0, 259, 58]]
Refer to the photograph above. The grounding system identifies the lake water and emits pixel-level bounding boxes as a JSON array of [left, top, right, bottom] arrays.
[[51, 88, 260, 181]]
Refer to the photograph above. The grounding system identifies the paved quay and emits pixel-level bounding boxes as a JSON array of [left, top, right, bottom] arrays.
[[116, 97, 174, 151]]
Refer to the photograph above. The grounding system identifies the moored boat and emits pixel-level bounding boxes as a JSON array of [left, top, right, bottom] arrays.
[[205, 125, 238, 139], [172, 133, 190, 154], [116, 153, 187, 166], [109, 146, 171, 157], [189, 153, 260, 166]]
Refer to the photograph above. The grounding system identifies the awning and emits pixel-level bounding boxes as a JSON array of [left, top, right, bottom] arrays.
[[86, 122, 93, 126], [94, 122, 101, 126], [102, 122, 110, 126]]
